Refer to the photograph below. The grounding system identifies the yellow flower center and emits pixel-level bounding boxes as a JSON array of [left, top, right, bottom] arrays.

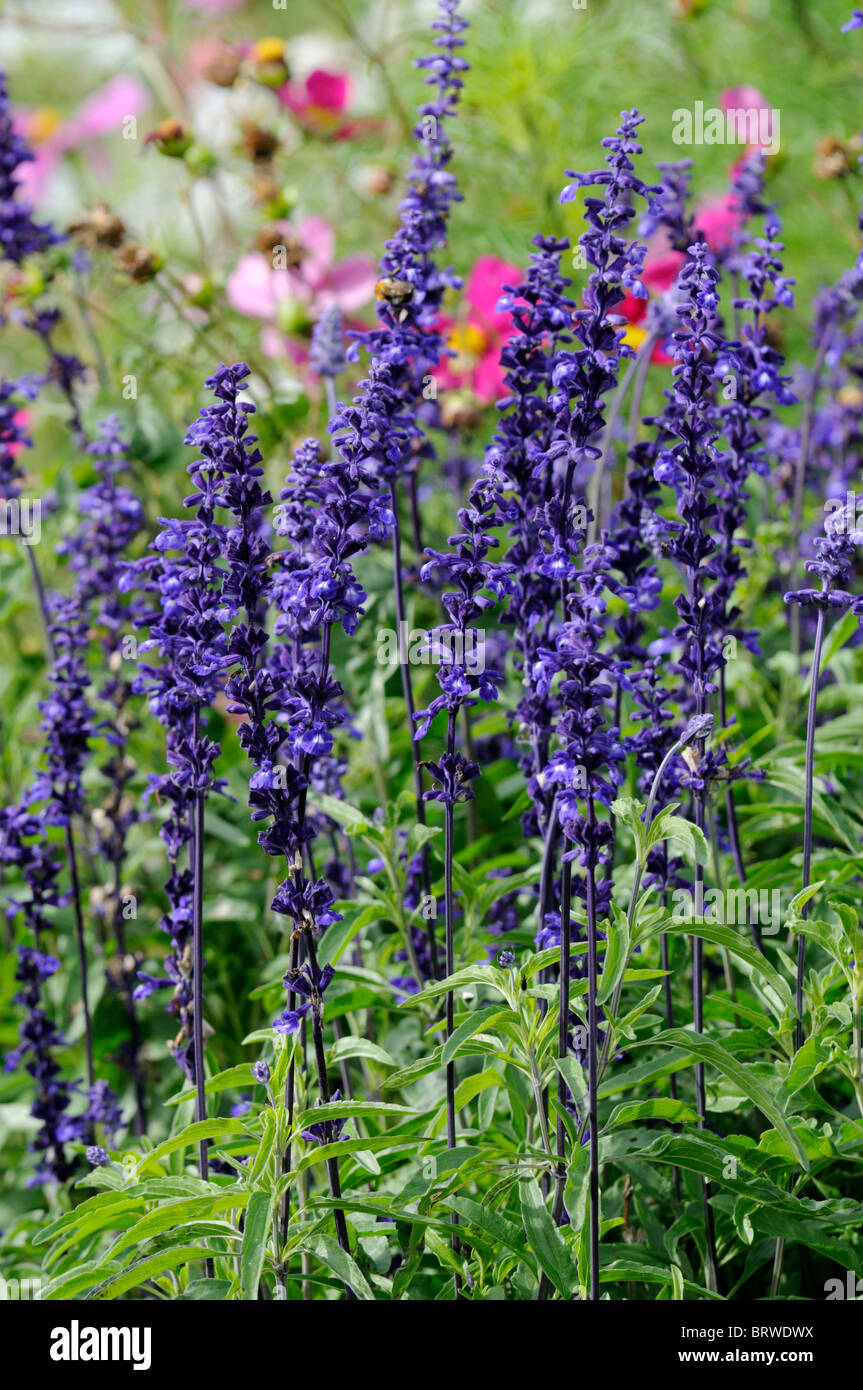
[[305, 104, 340, 133], [447, 321, 488, 369], [621, 323, 647, 350], [838, 384, 863, 408], [253, 38, 286, 65], [29, 108, 63, 143]]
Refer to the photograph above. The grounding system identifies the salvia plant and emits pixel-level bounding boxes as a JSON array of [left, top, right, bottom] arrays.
[[3, 0, 863, 1314]]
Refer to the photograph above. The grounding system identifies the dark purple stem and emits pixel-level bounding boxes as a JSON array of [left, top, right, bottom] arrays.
[[303, 932, 355, 1300], [444, 707, 460, 1297], [390, 477, 438, 977], [797, 606, 825, 1050], [66, 821, 94, 1093], [585, 803, 600, 1303], [191, 705, 208, 1185]]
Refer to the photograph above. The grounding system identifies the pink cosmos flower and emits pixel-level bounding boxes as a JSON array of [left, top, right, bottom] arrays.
[[614, 253, 684, 365], [436, 255, 523, 403], [278, 70, 363, 140], [693, 193, 742, 254], [720, 85, 776, 157], [7, 409, 30, 463], [16, 76, 150, 205], [226, 215, 376, 359]]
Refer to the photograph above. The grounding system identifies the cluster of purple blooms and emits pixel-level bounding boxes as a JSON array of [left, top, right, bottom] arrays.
[[1, 808, 80, 1184], [0, 75, 59, 264], [0, 403, 129, 1170], [128, 385, 231, 1079]]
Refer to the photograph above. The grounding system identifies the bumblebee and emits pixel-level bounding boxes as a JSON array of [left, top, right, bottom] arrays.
[[375, 276, 415, 307]]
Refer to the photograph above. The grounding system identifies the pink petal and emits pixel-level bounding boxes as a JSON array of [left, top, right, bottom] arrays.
[[259, 325, 285, 359], [719, 85, 774, 150], [643, 251, 685, 295], [305, 70, 351, 113], [473, 350, 507, 404], [720, 85, 769, 115], [693, 194, 741, 253], [466, 254, 523, 334], [295, 215, 335, 285], [284, 337, 310, 368], [61, 75, 150, 148], [226, 254, 279, 321], [14, 149, 58, 206], [278, 83, 306, 117], [618, 290, 648, 325], [319, 254, 377, 313]]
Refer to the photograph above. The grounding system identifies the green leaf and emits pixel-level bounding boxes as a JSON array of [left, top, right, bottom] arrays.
[[616, 983, 665, 1038], [328, 1036, 397, 1068], [299, 1232, 375, 1299], [404, 823, 443, 862], [400, 963, 508, 1006], [41, 1259, 125, 1301], [777, 1037, 833, 1107], [293, 1099, 415, 1130], [310, 794, 370, 831], [34, 1191, 144, 1249], [653, 813, 709, 866], [134, 1117, 250, 1173], [597, 905, 630, 1007], [788, 880, 826, 917], [109, 1192, 248, 1258], [605, 1098, 698, 1131], [501, 787, 533, 823], [248, 1107, 278, 1183], [91, 1246, 215, 1300], [381, 1047, 444, 1092], [295, 1134, 424, 1175], [611, 796, 648, 858], [554, 1055, 588, 1115], [178, 1278, 234, 1300], [165, 1065, 254, 1107], [318, 905, 379, 967], [821, 606, 859, 670], [519, 1175, 576, 1298], [442, 1006, 507, 1068], [241, 1190, 276, 1300], [645, 1029, 809, 1170], [599, 1048, 693, 1099], [445, 1196, 536, 1272], [203, 810, 253, 848], [647, 916, 793, 1011]]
